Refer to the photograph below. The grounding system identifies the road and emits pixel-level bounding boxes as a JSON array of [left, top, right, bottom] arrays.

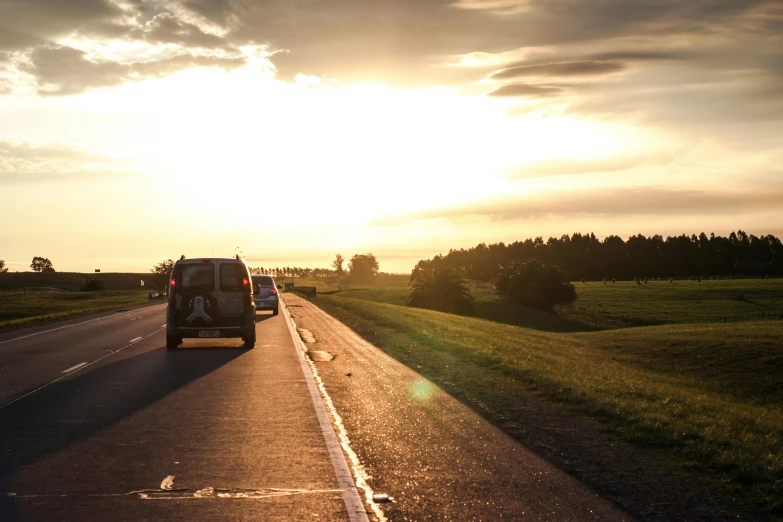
[[1, 298, 630, 521]]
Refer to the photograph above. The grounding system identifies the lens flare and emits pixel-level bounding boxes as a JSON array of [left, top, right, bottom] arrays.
[[409, 377, 436, 402]]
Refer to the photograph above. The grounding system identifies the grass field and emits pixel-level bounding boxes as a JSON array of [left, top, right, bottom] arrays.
[[290, 275, 783, 515], [0, 290, 155, 331], [0, 271, 156, 292], [563, 279, 783, 328], [289, 275, 783, 331]]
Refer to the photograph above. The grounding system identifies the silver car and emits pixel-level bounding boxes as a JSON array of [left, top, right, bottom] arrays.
[[252, 275, 279, 315]]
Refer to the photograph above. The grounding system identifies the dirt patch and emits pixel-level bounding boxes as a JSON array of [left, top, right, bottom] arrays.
[[297, 328, 316, 343], [307, 350, 335, 362]]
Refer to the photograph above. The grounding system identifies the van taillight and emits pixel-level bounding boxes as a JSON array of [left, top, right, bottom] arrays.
[[243, 276, 251, 306], [168, 279, 176, 307]]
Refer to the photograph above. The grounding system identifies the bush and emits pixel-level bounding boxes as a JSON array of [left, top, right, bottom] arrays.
[[407, 266, 474, 315], [495, 260, 576, 311], [80, 278, 105, 292]]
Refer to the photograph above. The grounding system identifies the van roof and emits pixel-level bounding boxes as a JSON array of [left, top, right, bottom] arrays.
[[175, 258, 247, 265]]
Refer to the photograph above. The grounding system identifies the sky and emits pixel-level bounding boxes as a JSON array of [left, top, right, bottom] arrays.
[[1, 0, 782, 274]]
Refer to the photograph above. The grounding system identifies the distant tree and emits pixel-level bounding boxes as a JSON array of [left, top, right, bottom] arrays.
[[30, 257, 55, 273], [407, 266, 474, 315], [80, 278, 104, 291], [0, 260, 7, 273], [331, 253, 345, 275], [495, 260, 576, 311], [348, 253, 379, 282], [150, 259, 175, 290]]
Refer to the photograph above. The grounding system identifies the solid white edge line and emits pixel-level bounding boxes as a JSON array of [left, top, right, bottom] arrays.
[[62, 362, 89, 374], [0, 304, 166, 346], [130, 337, 142, 343], [281, 299, 370, 522]]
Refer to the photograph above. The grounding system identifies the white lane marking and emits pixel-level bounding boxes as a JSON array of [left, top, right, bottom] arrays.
[[0, 328, 162, 411], [161, 324, 166, 328], [62, 362, 89, 374], [129, 337, 142, 343], [160, 476, 175, 490], [0, 304, 166, 346], [281, 300, 371, 522]]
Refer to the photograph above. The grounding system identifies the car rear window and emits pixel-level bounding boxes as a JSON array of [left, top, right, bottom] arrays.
[[252, 276, 274, 286], [219, 263, 246, 292], [178, 264, 214, 292]]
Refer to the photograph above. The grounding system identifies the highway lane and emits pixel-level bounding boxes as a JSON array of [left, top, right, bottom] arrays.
[[0, 305, 359, 521], [0, 305, 168, 407]]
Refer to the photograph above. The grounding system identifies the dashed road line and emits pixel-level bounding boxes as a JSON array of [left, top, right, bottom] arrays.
[[160, 476, 175, 490], [130, 336, 142, 343], [0, 328, 162, 411], [62, 362, 88, 374], [0, 305, 165, 346]]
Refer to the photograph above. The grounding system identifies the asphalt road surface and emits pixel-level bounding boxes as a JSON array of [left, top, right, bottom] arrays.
[[1, 298, 629, 521]]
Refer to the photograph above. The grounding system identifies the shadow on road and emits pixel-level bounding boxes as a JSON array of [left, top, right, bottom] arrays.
[[0, 347, 245, 518]]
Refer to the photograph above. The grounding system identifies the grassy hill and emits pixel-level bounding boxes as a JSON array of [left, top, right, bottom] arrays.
[[290, 275, 783, 516]]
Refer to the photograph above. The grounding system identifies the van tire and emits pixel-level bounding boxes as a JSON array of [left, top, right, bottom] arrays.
[[166, 333, 178, 349], [244, 336, 255, 349], [273, 307, 279, 316]]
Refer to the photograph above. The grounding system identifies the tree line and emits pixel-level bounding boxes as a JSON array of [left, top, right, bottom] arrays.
[[412, 231, 783, 281], [149, 253, 381, 289]]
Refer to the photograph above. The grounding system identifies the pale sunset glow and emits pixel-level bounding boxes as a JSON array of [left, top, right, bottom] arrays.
[[1, 1, 781, 273]]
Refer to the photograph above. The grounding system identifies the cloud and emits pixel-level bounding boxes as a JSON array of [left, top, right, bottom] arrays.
[[486, 83, 564, 98], [452, 0, 532, 14], [0, 140, 141, 181], [0, 0, 122, 51], [503, 154, 678, 178], [0, 0, 780, 133], [129, 12, 228, 48], [374, 186, 783, 226], [491, 61, 625, 80], [21, 45, 245, 95]]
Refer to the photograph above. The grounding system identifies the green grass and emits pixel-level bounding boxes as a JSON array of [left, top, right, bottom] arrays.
[[304, 288, 783, 515], [0, 290, 154, 331], [563, 279, 783, 328], [295, 275, 783, 331]]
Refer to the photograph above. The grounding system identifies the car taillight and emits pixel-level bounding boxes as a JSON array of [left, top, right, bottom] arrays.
[[269, 288, 277, 295], [168, 278, 176, 307]]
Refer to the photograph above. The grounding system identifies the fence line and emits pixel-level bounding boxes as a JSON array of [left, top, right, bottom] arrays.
[[556, 306, 782, 330], [0, 286, 72, 297]]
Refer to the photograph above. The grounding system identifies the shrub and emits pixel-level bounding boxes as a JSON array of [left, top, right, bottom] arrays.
[[407, 266, 474, 315], [495, 260, 576, 311], [80, 278, 105, 292]]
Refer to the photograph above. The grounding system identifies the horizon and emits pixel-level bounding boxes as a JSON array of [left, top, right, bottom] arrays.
[[3, 228, 780, 275], [2, 1, 782, 273]]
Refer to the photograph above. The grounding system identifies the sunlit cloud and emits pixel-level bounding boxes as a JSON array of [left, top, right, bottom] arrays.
[[0, 0, 782, 272]]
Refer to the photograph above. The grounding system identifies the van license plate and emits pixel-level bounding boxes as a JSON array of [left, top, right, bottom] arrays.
[[198, 331, 220, 338]]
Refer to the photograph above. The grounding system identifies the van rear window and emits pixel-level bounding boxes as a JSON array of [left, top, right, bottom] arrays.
[[178, 264, 214, 292], [220, 263, 245, 292]]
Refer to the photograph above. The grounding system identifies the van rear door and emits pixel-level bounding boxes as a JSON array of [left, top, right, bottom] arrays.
[[218, 262, 245, 317], [173, 262, 216, 326]]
